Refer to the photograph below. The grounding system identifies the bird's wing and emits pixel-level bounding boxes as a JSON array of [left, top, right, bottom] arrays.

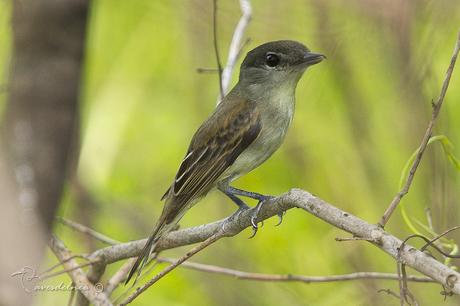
[[161, 96, 261, 218]]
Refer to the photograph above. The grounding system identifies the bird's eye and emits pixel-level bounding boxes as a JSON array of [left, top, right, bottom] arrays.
[[265, 53, 280, 67]]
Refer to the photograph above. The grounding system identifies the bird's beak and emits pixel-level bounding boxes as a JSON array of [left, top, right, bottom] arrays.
[[303, 52, 326, 65]]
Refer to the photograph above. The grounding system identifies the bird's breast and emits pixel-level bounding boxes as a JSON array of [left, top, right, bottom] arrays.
[[223, 93, 295, 180]]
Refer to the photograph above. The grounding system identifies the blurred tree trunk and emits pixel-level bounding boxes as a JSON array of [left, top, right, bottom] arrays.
[[0, 1, 88, 305]]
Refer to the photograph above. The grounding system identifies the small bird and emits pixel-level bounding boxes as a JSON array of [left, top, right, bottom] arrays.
[[126, 40, 324, 284]]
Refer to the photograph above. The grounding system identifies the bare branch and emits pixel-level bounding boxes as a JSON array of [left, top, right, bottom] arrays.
[[156, 257, 435, 283], [56, 216, 120, 246], [196, 67, 219, 73], [216, 0, 252, 104], [40, 260, 98, 281], [379, 30, 460, 227], [420, 226, 460, 254], [84, 189, 460, 295], [398, 236, 420, 306], [291, 190, 460, 294], [48, 235, 112, 306], [57, 217, 118, 306], [378, 288, 401, 300]]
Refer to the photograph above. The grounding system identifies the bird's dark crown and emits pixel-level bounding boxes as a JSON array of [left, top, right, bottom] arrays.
[[241, 40, 311, 69]]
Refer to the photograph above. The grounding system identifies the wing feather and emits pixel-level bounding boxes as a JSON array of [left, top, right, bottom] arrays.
[[163, 97, 261, 211]]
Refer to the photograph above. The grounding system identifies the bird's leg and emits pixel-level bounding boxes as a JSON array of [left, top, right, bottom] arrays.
[[220, 185, 283, 238], [224, 186, 272, 202], [219, 185, 250, 211], [218, 186, 251, 233]]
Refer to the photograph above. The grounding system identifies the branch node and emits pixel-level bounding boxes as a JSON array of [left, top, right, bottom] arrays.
[[446, 274, 459, 289]]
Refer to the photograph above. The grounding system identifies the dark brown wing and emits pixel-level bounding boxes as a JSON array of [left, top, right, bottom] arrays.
[[162, 96, 261, 211]]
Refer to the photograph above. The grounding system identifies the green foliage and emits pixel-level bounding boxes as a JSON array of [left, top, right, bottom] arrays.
[[399, 135, 460, 265]]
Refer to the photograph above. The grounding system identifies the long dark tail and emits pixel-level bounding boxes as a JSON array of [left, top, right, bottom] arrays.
[[125, 221, 166, 285]]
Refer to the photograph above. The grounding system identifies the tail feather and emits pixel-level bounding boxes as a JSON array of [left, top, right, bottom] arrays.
[[125, 222, 164, 285], [126, 196, 186, 285]]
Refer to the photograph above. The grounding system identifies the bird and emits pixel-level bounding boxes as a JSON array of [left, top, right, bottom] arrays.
[[126, 40, 325, 284]]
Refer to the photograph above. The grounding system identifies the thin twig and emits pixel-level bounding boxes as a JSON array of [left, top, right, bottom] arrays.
[[120, 233, 222, 305], [397, 236, 421, 306], [156, 257, 435, 283], [56, 216, 120, 245], [401, 233, 460, 259], [39, 254, 89, 276], [420, 225, 460, 254], [40, 260, 99, 280], [378, 288, 401, 299], [219, 0, 252, 95], [53, 219, 112, 306], [48, 235, 113, 306], [196, 67, 219, 73], [212, 0, 224, 100], [379, 31, 460, 227], [216, 0, 252, 104]]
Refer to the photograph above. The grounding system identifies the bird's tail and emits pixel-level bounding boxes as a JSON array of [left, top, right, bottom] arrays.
[[125, 220, 169, 285]]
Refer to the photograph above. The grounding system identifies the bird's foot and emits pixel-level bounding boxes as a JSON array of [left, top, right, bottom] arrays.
[[249, 195, 274, 238]]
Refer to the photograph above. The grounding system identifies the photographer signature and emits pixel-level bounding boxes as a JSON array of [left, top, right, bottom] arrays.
[[11, 266, 41, 293], [11, 266, 103, 294]]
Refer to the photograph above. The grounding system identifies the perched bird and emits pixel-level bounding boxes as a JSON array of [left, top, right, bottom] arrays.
[[126, 40, 324, 284]]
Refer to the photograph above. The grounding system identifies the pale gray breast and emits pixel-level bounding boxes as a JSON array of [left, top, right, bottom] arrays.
[[222, 92, 295, 181]]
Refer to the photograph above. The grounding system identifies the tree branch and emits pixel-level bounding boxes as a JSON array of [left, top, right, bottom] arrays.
[[156, 257, 435, 283], [82, 189, 460, 295], [48, 235, 112, 306], [379, 30, 460, 227], [57, 216, 120, 246], [216, 0, 252, 104], [221, 0, 252, 95]]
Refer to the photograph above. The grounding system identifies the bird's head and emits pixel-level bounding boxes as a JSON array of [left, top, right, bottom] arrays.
[[239, 40, 325, 90]]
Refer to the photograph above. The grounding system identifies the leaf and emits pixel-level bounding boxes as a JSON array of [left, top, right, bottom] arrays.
[[399, 135, 460, 236]]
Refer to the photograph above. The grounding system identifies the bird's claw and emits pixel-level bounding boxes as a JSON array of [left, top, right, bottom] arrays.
[[249, 221, 258, 239], [248, 196, 273, 238], [250, 215, 258, 229], [249, 207, 260, 239], [275, 211, 285, 226]]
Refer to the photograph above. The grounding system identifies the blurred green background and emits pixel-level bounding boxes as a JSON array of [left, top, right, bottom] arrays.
[[2, 0, 460, 305]]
